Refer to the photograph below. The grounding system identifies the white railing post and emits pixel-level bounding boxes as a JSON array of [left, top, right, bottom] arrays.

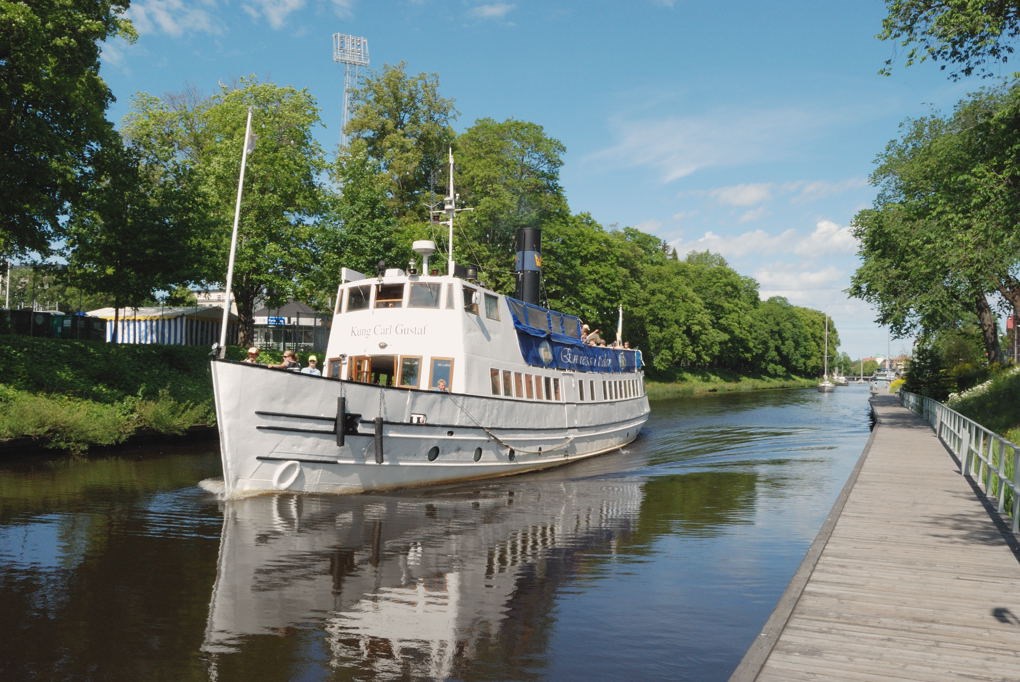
[[1012, 445, 1020, 534]]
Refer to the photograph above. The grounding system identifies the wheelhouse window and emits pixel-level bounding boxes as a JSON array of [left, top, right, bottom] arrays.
[[346, 285, 371, 312], [490, 369, 501, 395], [375, 283, 404, 308], [484, 293, 500, 320], [430, 358, 454, 390], [502, 370, 512, 396], [408, 283, 441, 308], [398, 356, 422, 388], [462, 285, 479, 314]]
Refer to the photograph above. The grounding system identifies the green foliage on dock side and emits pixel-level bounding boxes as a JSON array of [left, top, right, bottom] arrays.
[[0, 335, 216, 454], [946, 367, 1020, 440], [646, 373, 815, 400]]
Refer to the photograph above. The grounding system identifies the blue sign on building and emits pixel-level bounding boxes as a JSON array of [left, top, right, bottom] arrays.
[[268, 316, 286, 326]]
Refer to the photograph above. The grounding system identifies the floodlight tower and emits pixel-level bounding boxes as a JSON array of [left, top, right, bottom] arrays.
[[332, 33, 370, 149]]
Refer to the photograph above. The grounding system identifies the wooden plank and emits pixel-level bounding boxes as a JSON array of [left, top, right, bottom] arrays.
[[730, 395, 1020, 681]]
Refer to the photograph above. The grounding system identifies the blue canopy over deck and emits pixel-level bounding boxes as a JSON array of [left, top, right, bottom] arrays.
[[505, 297, 641, 373]]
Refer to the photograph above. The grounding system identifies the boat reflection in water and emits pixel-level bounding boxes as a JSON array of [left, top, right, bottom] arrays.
[[202, 467, 643, 678]]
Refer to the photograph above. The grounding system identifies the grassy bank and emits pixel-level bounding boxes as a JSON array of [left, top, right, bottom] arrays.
[[0, 335, 218, 454], [945, 367, 1020, 444], [646, 371, 815, 400]]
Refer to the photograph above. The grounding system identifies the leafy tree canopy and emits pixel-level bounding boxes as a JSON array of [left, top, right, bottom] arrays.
[[879, 0, 1020, 78], [0, 0, 134, 258]]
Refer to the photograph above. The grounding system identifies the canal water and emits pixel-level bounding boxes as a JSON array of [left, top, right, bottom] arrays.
[[0, 384, 873, 681]]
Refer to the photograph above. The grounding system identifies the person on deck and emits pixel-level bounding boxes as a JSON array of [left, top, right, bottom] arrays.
[[301, 355, 321, 376], [243, 347, 260, 364], [270, 349, 301, 371]]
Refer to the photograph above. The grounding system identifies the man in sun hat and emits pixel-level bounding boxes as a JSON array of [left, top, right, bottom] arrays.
[[243, 347, 260, 364], [301, 354, 321, 376]]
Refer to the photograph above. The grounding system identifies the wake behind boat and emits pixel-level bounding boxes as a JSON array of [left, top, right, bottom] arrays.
[[210, 152, 650, 497]]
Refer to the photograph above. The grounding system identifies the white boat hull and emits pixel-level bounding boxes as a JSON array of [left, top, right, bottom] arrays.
[[211, 360, 649, 497]]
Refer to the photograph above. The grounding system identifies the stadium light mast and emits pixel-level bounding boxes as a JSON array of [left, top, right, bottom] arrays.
[[332, 33, 370, 149]]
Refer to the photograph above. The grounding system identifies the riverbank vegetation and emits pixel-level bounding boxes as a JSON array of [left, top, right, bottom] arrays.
[[646, 373, 815, 400], [0, 336, 215, 454]]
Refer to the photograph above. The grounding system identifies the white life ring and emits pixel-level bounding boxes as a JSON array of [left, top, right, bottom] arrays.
[[272, 460, 301, 490]]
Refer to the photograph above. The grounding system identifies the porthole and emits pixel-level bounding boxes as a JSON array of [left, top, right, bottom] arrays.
[[473, 447, 482, 462], [427, 446, 440, 461], [508, 448, 516, 461]]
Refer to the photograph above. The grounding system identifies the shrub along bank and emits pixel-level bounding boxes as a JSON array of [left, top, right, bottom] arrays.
[[0, 335, 219, 454]]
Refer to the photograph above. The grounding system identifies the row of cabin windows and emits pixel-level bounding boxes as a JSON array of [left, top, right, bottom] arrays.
[[490, 369, 561, 401], [488, 370, 642, 402], [577, 377, 641, 401], [341, 281, 500, 321], [326, 354, 454, 390]]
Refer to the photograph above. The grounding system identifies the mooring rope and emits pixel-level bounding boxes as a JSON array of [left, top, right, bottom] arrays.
[[445, 391, 573, 455]]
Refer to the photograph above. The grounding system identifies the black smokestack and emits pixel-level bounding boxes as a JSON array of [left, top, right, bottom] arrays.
[[514, 227, 541, 305]]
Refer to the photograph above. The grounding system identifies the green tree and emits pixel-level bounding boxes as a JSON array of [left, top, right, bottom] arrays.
[[308, 145, 402, 309], [0, 0, 134, 257], [542, 213, 630, 333], [879, 0, 1020, 79], [677, 251, 761, 372], [345, 62, 457, 221], [123, 79, 327, 345], [850, 83, 1020, 362], [64, 142, 199, 329], [454, 118, 570, 293]]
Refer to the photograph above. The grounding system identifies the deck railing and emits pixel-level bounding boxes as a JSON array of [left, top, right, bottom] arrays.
[[900, 390, 1020, 534]]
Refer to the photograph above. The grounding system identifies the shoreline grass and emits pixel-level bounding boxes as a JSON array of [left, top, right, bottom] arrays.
[[646, 373, 815, 400]]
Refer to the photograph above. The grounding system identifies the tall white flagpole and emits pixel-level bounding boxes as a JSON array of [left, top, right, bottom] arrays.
[[445, 147, 456, 276], [616, 304, 623, 345], [218, 108, 254, 358]]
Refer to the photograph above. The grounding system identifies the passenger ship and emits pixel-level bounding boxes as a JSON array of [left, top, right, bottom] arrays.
[[210, 155, 650, 497]]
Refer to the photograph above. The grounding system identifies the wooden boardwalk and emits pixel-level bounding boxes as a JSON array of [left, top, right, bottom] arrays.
[[731, 394, 1020, 681]]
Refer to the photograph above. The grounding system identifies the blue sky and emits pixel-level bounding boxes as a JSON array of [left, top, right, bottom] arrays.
[[100, 0, 983, 360]]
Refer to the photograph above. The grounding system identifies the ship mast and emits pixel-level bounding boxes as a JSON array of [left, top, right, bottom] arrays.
[[444, 148, 456, 276], [431, 148, 472, 277]]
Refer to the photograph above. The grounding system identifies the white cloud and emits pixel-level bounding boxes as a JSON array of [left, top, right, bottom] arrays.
[[328, 0, 356, 18], [738, 206, 768, 224], [633, 218, 664, 234], [101, 40, 127, 69], [756, 264, 844, 296], [787, 177, 869, 203], [792, 219, 856, 257], [244, 0, 306, 30], [470, 3, 515, 19], [588, 108, 817, 184], [670, 228, 798, 260], [128, 0, 221, 37], [709, 183, 772, 207]]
